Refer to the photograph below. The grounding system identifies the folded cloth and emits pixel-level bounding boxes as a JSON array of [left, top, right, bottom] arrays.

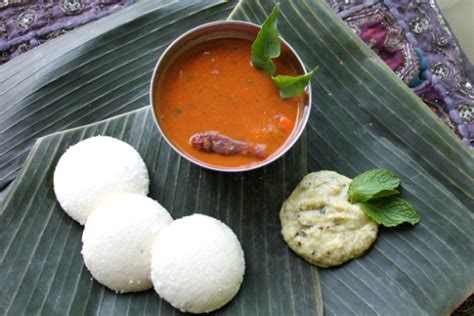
[[326, 0, 473, 149], [0, 0, 134, 64]]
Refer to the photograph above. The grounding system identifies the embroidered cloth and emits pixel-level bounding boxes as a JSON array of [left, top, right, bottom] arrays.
[[0, 0, 134, 64], [327, 0, 473, 148]]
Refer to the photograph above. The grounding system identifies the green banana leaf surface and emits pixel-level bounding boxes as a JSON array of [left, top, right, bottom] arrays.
[[0, 0, 236, 189], [1, 0, 473, 315], [0, 107, 323, 315], [230, 1, 473, 314]]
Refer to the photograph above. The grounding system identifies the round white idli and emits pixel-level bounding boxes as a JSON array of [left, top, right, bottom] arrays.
[[82, 193, 173, 293], [151, 214, 245, 314], [53, 136, 149, 225]]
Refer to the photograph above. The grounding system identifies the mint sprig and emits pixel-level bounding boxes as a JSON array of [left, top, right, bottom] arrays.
[[359, 197, 420, 227], [348, 168, 400, 203], [272, 66, 318, 99], [349, 169, 420, 227], [251, 4, 281, 76]]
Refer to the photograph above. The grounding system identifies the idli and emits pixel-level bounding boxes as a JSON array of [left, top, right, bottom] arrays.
[[151, 214, 245, 314], [82, 193, 173, 293], [53, 136, 149, 224]]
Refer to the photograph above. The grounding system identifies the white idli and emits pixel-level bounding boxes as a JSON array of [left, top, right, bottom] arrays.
[[151, 214, 245, 314], [82, 193, 173, 293], [53, 136, 149, 224]]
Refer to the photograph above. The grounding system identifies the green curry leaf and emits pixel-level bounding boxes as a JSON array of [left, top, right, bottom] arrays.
[[272, 66, 318, 99], [349, 168, 400, 203], [359, 197, 421, 227], [251, 3, 281, 75]]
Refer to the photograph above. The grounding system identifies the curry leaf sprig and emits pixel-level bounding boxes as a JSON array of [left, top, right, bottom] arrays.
[[251, 4, 281, 76], [273, 66, 319, 99], [251, 3, 317, 99], [348, 169, 420, 227]]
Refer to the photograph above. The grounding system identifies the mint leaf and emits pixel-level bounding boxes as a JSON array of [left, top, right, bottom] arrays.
[[272, 66, 318, 99], [349, 168, 400, 203], [359, 197, 420, 227], [251, 4, 281, 76], [348, 169, 420, 228]]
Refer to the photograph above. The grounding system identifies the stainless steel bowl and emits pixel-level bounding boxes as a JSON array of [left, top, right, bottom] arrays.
[[150, 21, 311, 172]]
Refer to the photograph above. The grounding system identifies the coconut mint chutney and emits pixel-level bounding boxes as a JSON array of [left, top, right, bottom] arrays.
[[280, 171, 378, 268]]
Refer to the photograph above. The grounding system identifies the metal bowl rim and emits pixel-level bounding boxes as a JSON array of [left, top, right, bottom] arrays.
[[149, 20, 312, 173]]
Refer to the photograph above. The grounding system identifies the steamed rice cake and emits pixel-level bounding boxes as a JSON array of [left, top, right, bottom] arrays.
[[82, 194, 173, 293], [151, 214, 245, 313], [53, 136, 149, 224]]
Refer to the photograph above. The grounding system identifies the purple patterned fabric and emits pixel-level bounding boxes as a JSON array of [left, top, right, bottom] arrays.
[[0, 0, 134, 64], [385, 0, 473, 147], [340, 2, 420, 85], [326, 0, 473, 148]]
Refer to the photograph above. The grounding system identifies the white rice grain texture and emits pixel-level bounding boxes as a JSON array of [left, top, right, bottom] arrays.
[[53, 136, 149, 225], [82, 193, 173, 293], [151, 214, 245, 314]]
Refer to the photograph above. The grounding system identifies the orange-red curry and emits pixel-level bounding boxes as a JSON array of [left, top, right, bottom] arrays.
[[155, 38, 302, 168]]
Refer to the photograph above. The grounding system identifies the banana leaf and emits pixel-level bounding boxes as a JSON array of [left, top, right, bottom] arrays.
[[0, 0, 473, 315], [0, 107, 323, 315], [0, 0, 236, 189], [230, 0, 473, 314]]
